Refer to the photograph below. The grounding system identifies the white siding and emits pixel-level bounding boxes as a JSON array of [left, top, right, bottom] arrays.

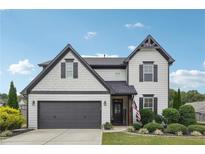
[[32, 51, 107, 91], [94, 69, 127, 81], [129, 48, 169, 121], [28, 94, 111, 128]]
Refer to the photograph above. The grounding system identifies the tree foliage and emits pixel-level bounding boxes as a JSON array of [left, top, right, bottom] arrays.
[[7, 81, 19, 109], [169, 89, 205, 105]]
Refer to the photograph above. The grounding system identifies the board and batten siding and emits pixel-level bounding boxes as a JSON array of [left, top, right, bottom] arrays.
[[129, 48, 169, 122], [32, 51, 107, 92], [28, 94, 111, 128], [94, 69, 127, 81]]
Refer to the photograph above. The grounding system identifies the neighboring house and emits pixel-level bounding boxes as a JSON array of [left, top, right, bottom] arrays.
[[187, 101, 205, 122], [0, 102, 5, 107], [21, 35, 174, 129], [19, 99, 27, 121]]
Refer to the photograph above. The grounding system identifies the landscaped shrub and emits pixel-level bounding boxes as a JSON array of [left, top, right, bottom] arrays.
[[127, 127, 135, 132], [162, 108, 180, 124], [103, 122, 113, 130], [165, 123, 187, 135], [154, 114, 168, 127], [154, 114, 163, 123], [190, 131, 202, 136], [140, 109, 154, 125], [179, 105, 196, 126], [187, 125, 205, 134], [138, 128, 149, 134], [153, 129, 164, 135], [0, 106, 25, 132], [143, 122, 163, 133], [133, 122, 142, 131]]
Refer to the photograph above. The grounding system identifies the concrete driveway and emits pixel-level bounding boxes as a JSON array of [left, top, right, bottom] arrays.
[[0, 129, 102, 145]]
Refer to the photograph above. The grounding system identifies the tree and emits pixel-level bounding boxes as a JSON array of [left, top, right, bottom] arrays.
[[7, 81, 18, 109], [173, 88, 182, 109], [172, 91, 179, 109], [177, 88, 182, 106]]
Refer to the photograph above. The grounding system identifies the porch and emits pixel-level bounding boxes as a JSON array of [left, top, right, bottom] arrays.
[[111, 95, 134, 126], [105, 81, 137, 126]]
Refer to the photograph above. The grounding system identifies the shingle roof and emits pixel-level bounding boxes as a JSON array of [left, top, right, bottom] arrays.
[[84, 57, 125, 65], [38, 57, 127, 68], [105, 81, 137, 95]]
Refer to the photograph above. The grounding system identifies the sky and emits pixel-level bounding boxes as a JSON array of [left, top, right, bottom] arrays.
[[0, 9, 205, 94]]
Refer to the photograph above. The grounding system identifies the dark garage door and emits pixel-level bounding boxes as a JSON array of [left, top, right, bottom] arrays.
[[38, 101, 101, 129]]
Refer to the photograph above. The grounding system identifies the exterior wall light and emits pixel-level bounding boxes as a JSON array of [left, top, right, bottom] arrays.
[[32, 101, 35, 106], [104, 101, 107, 106]]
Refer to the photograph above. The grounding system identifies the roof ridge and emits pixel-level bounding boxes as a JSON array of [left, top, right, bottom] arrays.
[[21, 44, 111, 95]]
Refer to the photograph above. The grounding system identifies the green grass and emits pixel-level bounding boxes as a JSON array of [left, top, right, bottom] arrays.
[[102, 132, 205, 145]]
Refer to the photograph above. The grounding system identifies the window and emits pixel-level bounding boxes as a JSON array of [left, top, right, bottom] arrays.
[[143, 97, 153, 111], [66, 62, 73, 78], [143, 64, 153, 81]]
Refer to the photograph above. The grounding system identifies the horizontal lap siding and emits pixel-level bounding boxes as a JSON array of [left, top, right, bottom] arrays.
[[129, 49, 168, 121], [32, 51, 107, 91], [28, 94, 110, 128], [94, 69, 127, 81]]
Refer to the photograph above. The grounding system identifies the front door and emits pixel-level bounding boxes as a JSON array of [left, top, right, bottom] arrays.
[[112, 99, 123, 125]]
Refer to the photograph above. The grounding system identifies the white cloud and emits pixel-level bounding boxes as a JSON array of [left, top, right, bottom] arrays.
[[170, 69, 205, 90], [203, 61, 205, 68], [82, 53, 119, 58], [128, 45, 136, 51], [8, 59, 35, 75], [125, 22, 144, 28], [84, 32, 97, 40]]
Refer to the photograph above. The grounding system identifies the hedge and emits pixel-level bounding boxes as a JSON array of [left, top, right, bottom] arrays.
[[188, 125, 205, 134], [140, 109, 154, 125], [165, 123, 187, 134], [162, 108, 180, 124], [143, 122, 163, 133], [179, 105, 196, 126], [133, 122, 142, 130]]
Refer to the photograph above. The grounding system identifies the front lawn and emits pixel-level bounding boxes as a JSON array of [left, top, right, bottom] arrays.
[[102, 132, 205, 145]]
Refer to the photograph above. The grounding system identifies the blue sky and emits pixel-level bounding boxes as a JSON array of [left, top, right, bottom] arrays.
[[0, 10, 205, 94]]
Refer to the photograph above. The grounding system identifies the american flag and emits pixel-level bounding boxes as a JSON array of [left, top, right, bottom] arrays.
[[132, 101, 141, 122]]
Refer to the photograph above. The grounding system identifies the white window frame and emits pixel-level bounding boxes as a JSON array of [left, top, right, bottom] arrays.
[[66, 61, 73, 79], [143, 63, 154, 82], [143, 97, 154, 111]]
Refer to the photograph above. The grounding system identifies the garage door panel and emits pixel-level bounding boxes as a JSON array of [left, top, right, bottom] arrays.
[[38, 101, 101, 129]]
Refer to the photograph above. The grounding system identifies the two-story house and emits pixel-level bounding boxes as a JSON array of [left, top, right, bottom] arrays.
[[21, 35, 174, 129]]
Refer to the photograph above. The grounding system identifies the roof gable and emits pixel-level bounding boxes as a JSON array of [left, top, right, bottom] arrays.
[[125, 35, 175, 64], [21, 44, 110, 95]]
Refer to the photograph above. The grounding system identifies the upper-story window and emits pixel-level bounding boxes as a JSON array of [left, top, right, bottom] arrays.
[[143, 63, 153, 81], [66, 61, 73, 78]]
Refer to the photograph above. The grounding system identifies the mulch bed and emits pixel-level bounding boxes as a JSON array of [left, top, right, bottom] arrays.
[[0, 128, 34, 138], [11, 128, 34, 137], [125, 131, 205, 138]]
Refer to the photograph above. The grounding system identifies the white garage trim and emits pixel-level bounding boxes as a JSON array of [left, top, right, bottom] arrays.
[[28, 94, 111, 128]]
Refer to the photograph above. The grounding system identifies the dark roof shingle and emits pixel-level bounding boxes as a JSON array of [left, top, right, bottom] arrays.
[[39, 57, 127, 68], [105, 81, 137, 95]]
